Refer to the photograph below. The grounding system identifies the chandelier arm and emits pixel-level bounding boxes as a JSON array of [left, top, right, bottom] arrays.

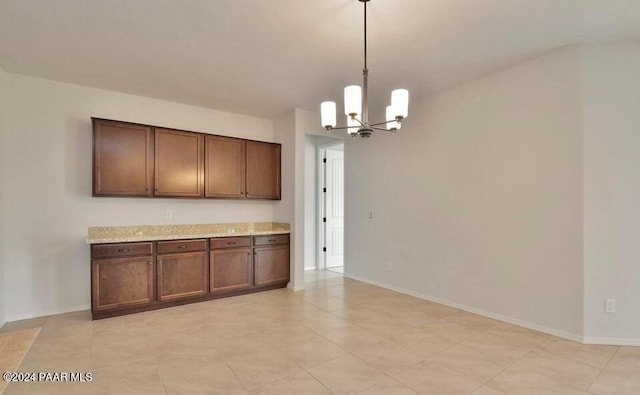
[[369, 120, 396, 127], [371, 126, 393, 132], [327, 126, 360, 131]]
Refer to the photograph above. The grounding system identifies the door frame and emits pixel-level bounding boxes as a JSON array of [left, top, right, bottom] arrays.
[[317, 141, 345, 270]]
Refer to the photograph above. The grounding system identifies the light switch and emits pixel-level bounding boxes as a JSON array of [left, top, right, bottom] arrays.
[[605, 298, 616, 313]]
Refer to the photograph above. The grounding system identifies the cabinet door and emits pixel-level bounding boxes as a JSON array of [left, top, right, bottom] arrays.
[[92, 256, 153, 311], [254, 245, 290, 287], [205, 136, 246, 198], [157, 252, 208, 301], [246, 141, 281, 200], [154, 128, 204, 197], [93, 119, 153, 197], [210, 248, 252, 293]]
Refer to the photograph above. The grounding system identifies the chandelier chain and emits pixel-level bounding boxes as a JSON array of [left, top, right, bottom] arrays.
[[363, 0, 367, 70]]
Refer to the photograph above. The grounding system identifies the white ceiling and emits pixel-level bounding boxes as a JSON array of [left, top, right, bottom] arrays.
[[1, 0, 639, 119]]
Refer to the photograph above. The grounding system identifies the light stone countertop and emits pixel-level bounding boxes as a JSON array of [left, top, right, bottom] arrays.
[[87, 222, 290, 244]]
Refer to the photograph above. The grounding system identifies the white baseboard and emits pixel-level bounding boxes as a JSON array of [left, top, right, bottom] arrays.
[[287, 282, 306, 292], [582, 337, 640, 347], [343, 273, 592, 344], [6, 304, 91, 323]]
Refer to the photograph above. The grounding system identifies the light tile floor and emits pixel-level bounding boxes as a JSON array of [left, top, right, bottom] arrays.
[[0, 327, 40, 394], [0, 269, 639, 394]]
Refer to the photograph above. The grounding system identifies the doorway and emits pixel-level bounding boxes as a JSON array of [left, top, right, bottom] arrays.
[[318, 142, 344, 273]]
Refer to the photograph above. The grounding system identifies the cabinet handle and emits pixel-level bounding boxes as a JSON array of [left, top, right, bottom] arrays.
[[158, 260, 162, 264], [227, 241, 236, 245], [117, 248, 130, 253], [148, 261, 152, 265], [178, 245, 187, 249], [268, 239, 276, 242]]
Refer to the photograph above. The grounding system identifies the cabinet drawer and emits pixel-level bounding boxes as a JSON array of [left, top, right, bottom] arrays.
[[157, 239, 207, 254], [254, 234, 289, 246], [92, 242, 153, 258], [210, 236, 252, 249]]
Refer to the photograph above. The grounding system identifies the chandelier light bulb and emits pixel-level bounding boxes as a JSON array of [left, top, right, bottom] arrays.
[[321, 101, 337, 128], [386, 105, 401, 131], [344, 85, 362, 117], [391, 89, 409, 119]]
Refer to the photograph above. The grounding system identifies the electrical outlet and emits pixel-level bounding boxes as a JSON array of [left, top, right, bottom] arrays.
[[368, 211, 373, 219], [605, 298, 616, 313], [386, 262, 392, 272], [165, 210, 173, 220]]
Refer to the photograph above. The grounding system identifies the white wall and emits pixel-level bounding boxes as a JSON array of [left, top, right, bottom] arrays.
[[2, 74, 276, 321], [273, 110, 298, 288], [279, 108, 339, 284], [0, 66, 7, 327], [345, 47, 585, 339], [273, 108, 322, 288], [303, 135, 344, 271], [582, 42, 640, 343], [304, 135, 318, 270]]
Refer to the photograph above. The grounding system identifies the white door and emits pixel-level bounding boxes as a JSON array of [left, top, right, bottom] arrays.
[[324, 148, 344, 268]]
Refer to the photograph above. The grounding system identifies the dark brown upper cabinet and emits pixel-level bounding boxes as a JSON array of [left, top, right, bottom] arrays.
[[205, 135, 246, 198], [93, 119, 153, 197], [246, 141, 281, 200], [92, 118, 280, 200], [154, 128, 204, 198]]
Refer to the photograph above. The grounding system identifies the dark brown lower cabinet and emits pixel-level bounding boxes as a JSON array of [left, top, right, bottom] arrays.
[[92, 256, 153, 311], [210, 248, 252, 293], [90, 234, 290, 319], [254, 245, 290, 286], [157, 251, 208, 301]]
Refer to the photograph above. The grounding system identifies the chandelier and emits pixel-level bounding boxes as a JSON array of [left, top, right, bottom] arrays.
[[320, 0, 409, 138]]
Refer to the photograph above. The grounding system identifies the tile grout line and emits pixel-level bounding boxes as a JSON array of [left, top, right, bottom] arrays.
[[223, 361, 250, 392], [530, 343, 618, 370], [595, 346, 640, 384]]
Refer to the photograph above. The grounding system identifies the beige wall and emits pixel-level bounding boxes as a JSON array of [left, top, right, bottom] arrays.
[[2, 74, 276, 321], [582, 42, 640, 344], [0, 66, 6, 327], [344, 47, 585, 339]]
